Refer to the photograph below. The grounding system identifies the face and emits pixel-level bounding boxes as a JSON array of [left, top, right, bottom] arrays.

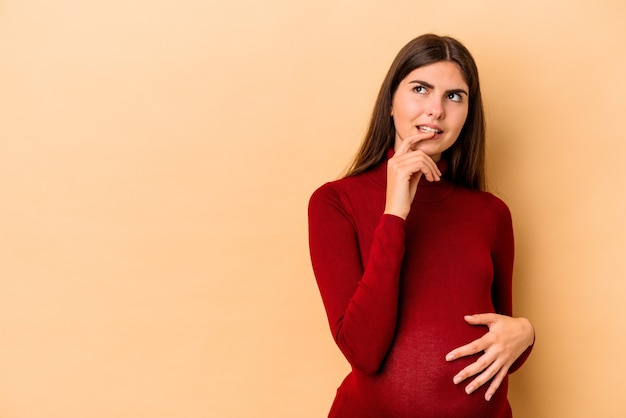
[[391, 60, 469, 162]]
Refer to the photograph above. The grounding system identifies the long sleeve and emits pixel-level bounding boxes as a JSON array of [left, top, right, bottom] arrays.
[[309, 165, 532, 416], [308, 182, 405, 374], [490, 197, 533, 373]]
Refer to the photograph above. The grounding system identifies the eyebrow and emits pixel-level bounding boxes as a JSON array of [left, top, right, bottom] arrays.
[[408, 80, 469, 96]]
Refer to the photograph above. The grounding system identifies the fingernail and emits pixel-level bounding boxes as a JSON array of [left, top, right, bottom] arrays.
[[446, 353, 454, 361], [486, 393, 493, 401], [453, 376, 463, 384], [465, 385, 474, 394]]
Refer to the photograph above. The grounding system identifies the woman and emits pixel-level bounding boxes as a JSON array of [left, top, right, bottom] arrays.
[[308, 34, 535, 417]]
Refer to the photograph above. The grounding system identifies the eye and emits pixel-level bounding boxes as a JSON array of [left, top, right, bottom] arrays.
[[412, 85, 427, 94], [447, 92, 463, 102]]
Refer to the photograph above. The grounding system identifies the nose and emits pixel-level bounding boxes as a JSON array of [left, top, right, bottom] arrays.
[[427, 97, 444, 119]]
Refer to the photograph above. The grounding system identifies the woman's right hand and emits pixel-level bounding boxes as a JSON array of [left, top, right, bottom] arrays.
[[384, 133, 441, 219]]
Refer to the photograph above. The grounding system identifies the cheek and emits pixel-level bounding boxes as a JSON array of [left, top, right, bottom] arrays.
[[394, 103, 421, 126], [450, 110, 469, 133], [393, 93, 420, 114], [444, 114, 467, 144]]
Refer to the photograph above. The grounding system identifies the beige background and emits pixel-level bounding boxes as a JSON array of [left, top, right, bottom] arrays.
[[1, 0, 625, 417]]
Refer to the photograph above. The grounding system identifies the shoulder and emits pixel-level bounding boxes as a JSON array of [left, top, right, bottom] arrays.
[[309, 170, 380, 209], [453, 187, 513, 227], [459, 187, 511, 213], [485, 192, 512, 221], [308, 178, 358, 230], [309, 178, 348, 209], [308, 176, 350, 219], [479, 191, 511, 215], [475, 190, 513, 232]]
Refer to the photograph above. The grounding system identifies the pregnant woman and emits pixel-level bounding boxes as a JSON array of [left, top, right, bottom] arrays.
[[308, 34, 534, 417]]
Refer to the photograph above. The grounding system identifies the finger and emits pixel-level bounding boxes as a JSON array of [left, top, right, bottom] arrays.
[[393, 150, 440, 182], [484, 367, 509, 401], [394, 133, 415, 155], [410, 150, 441, 180], [395, 131, 436, 155], [446, 335, 489, 361], [403, 156, 439, 182], [452, 350, 497, 385], [463, 358, 502, 395], [464, 313, 498, 327], [408, 149, 441, 180]]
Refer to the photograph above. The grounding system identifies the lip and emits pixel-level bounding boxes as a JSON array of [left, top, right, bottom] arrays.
[[417, 124, 443, 135]]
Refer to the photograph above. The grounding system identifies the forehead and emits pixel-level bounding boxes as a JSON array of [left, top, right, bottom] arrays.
[[402, 61, 468, 89]]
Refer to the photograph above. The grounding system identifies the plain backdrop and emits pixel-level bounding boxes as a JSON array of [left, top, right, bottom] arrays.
[[1, 0, 625, 417]]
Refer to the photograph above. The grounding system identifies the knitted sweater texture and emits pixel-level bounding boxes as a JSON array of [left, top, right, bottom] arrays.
[[308, 153, 531, 417]]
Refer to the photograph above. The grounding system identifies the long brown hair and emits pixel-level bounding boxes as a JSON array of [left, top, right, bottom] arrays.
[[344, 34, 486, 190]]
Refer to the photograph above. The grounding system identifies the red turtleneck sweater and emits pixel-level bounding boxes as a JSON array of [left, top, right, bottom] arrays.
[[308, 153, 531, 417]]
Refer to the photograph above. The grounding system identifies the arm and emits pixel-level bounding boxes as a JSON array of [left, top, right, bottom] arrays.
[[308, 186, 406, 374], [489, 198, 534, 374], [308, 133, 441, 374], [446, 198, 535, 400]]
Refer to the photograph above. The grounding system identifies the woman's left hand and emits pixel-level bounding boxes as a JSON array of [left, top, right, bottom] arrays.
[[445, 313, 535, 401]]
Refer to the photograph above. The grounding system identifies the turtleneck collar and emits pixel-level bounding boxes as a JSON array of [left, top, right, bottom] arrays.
[[363, 148, 454, 202]]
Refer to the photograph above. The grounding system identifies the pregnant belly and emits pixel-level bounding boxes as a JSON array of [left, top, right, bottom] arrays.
[[345, 317, 510, 417], [384, 317, 486, 391]]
